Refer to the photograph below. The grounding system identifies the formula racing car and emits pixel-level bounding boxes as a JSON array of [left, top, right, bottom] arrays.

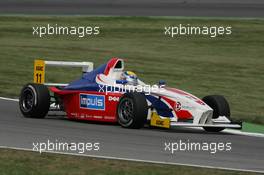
[[19, 58, 242, 132]]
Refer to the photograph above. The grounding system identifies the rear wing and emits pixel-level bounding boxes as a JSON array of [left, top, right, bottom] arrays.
[[33, 59, 93, 86]]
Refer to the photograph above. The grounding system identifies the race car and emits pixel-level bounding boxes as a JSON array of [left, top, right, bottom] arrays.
[[19, 57, 242, 132]]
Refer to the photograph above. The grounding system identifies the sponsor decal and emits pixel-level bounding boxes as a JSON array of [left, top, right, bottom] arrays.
[[33, 59, 45, 84], [150, 112, 170, 128], [70, 113, 78, 117], [104, 116, 115, 120], [93, 116, 103, 119], [108, 96, 120, 102], [181, 105, 194, 110], [80, 94, 105, 110], [175, 102, 181, 111]]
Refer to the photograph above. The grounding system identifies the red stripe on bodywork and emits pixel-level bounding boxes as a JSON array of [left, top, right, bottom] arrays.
[[165, 87, 189, 96], [175, 110, 193, 119], [104, 58, 120, 75], [165, 87, 205, 105], [161, 94, 193, 120]]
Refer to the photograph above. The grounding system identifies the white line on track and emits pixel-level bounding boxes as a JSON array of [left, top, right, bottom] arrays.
[[0, 96, 264, 138], [224, 129, 264, 138], [187, 127, 264, 138], [0, 146, 263, 174], [0, 97, 19, 102]]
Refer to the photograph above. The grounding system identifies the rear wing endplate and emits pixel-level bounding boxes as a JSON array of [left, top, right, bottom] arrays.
[[33, 59, 93, 86]]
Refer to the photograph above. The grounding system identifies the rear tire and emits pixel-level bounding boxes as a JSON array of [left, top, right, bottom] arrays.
[[117, 92, 148, 129], [19, 83, 50, 118], [202, 95, 230, 132]]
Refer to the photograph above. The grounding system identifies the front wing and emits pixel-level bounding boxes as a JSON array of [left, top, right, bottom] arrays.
[[150, 112, 242, 129]]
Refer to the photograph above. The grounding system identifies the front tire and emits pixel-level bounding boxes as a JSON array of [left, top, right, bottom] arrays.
[[19, 83, 50, 118], [117, 92, 148, 129], [202, 95, 230, 132]]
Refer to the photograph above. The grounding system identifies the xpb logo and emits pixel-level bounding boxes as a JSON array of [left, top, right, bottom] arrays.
[[80, 94, 105, 110]]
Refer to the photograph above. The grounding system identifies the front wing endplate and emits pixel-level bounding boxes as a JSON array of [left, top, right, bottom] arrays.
[[150, 112, 170, 128]]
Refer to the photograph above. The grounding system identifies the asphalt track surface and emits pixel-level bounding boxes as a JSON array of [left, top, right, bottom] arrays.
[[0, 0, 264, 17], [1, 0, 263, 173], [0, 99, 263, 173]]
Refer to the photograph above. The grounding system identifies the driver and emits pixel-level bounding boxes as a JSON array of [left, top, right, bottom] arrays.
[[121, 71, 138, 85]]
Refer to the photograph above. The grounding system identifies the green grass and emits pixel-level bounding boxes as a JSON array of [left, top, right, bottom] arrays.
[[0, 148, 262, 175], [243, 122, 264, 134], [0, 16, 263, 124]]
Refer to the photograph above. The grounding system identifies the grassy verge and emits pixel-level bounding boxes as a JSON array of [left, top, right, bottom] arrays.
[[0, 16, 263, 124], [243, 122, 264, 134], [0, 148, 261, 175]]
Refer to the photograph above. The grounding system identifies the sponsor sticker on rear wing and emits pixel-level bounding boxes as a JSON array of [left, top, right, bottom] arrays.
[[33, 59, 94, 86]]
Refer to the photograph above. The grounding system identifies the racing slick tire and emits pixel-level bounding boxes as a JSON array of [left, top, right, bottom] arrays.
[[117, 92, 148, 129], [202, 95, 230, 132], [19, 83, 50, 118]]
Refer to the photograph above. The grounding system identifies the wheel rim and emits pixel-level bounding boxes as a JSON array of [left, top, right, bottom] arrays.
[[21, 88, 35, 112], [118, 98, 134, 124]]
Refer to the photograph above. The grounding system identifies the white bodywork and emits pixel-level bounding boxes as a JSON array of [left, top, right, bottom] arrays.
[[94, 59, 240, 129]]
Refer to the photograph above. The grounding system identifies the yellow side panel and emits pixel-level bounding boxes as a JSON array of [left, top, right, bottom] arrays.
[[150, 112, 170, 128], [33, 60, 45, 84]]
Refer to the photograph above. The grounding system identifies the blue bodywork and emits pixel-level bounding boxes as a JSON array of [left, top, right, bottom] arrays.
[[64, 63, 106, 91], [146, 95, 173, 118]]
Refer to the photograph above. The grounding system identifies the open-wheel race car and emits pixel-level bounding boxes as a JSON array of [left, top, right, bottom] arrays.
[[19, 58, 242, 132]]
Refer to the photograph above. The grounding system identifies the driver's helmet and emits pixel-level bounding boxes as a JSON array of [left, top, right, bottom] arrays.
[[121, 71, 138, 85]]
